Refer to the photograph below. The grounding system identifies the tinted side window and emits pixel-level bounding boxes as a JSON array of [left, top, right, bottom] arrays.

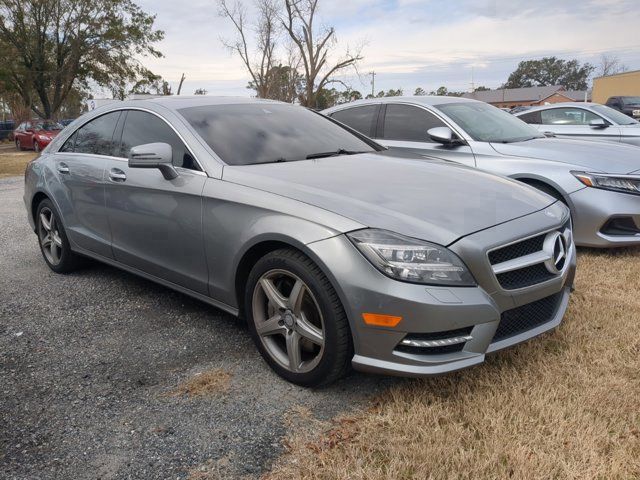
[[59, 132, 77, 152], [74, 112, 121, 155], [120, 111, 198, 170], [540, 108, 600, 126], [382, 104, 447, 142], [330, 105, 378, 136], [518, 111, 542, 124]]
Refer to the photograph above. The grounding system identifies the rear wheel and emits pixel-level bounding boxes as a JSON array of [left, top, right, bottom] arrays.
[[36, 199, 84, 273], [15, 139, 23, 151], [34, 141, 40, 153], [245, 249, 352, 387]]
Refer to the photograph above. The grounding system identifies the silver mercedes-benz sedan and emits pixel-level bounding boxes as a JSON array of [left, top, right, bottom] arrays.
[[323, 97, 640, 248], [24, 97, 575, 386], [514, 102, 640, 146]]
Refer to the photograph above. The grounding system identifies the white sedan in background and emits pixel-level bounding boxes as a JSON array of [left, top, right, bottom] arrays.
[[515, 102, 640, 146]]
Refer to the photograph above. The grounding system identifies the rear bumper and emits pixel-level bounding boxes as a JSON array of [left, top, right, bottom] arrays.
[[307, 206, 575, 378], [570, 187, 640, 247]]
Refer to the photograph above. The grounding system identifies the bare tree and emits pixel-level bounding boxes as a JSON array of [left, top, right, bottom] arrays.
[[596, 54, 628, 77], [219, 0, 279, 99], [282, 0, 362, 108]]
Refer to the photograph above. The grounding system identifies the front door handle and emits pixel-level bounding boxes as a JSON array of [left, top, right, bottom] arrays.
[[57, 162, 69, 174], [109, 168, 127, 182]]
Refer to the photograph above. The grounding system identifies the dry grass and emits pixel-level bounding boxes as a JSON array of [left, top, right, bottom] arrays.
[[0, 151, 37, 178], [266, 249, 640, 480], [166, 369, 232, 398]]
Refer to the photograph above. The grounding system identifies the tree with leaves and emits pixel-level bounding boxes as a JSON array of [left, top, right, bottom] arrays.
[[414, 87, 426, 96], [194, 88, 208, 95], [503, 57, 594, 90], [282, 0, 362, 108], [0, 0, 164, 119], [247, 64, 302, 102]]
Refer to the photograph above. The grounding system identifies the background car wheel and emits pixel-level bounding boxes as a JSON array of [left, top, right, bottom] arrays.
[[245, 249, 352, 387], [34, 141, 40, 152], [16, 139, 23, 151], [36, 199, 84, 273]]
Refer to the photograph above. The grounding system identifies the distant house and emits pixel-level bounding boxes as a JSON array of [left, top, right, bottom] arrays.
[[462, 85, 590, 109]]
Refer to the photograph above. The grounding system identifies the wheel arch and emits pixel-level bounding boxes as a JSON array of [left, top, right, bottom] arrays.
[[30, 191, 50, 230], [233, 235, 346, 321], [510, 174, 574, 210]]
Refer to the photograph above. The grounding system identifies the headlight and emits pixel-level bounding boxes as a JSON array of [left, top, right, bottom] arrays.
[[572, 171, 640, 196], [347, 229, 476, 286]]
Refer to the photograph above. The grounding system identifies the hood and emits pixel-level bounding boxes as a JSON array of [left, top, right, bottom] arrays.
[[222, 153, 554, 246], [490, 138, 640, 174]]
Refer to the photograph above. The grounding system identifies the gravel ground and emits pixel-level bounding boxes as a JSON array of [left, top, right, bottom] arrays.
[[0, 176, 395, 479]]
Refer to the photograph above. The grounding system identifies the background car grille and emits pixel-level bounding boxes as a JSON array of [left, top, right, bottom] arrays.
[[493, 292, 563, 342], [488, 221, 570, 290]]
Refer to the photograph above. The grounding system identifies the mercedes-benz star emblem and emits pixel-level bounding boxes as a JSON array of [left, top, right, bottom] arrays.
[[543, 231, 568, 275]]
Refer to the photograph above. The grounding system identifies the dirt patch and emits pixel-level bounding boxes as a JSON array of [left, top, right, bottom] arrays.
[[166, 369, 233, 398]]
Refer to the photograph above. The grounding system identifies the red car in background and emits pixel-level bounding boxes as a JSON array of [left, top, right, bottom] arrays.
[[14, 120, 64, 152]]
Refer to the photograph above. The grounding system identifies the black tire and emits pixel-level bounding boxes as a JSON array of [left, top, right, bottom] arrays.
[[245, 248, 352, 387], [16, 139, 23, 151], [35, 199, 84, 273], [34, 140, 40, 153]]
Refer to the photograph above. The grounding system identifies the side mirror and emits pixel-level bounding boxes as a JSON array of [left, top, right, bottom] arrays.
[[128, 142, 178, 180], [427, 127, 463, 145], [589, 118, 608, 129]]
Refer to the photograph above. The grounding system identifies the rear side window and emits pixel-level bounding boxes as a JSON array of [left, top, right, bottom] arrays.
[[540, 108, 600, 126], [73, 111, 122, 156], [330, 105, 378, 136], [382, 104, 447, 142], [119, 111, 199, 171], [518, 111, 542, 125]]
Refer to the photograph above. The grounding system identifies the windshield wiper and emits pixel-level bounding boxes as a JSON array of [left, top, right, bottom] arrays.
[[251, 157, 289, 165], [305, 149, 367, 159]]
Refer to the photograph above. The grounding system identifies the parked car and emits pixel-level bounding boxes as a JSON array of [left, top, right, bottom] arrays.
[[514, 102, 640, 146], [509, 106, 532, 115], [605, 96, 640, 119], [323, 97, 640, 248], [0, 120, 15, 141], [24, 97, 575, 386], [14, 120, 64, 152]]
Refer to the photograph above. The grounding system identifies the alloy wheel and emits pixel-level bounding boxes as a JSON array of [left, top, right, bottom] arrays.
[[252, 269, 325, 373], [38, 207, 63, 265], [34, 141, 40, 152]]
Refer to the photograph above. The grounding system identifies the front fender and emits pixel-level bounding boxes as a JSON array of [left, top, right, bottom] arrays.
[[202, 178, 364, 307]]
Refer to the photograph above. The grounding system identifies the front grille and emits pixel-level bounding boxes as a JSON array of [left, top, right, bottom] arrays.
[[496, 263, 556, 290], [395, 327, 472, 355], [488, 234, 545, 265], [493, 292, 563, 342], [488, 222, 570, 290]]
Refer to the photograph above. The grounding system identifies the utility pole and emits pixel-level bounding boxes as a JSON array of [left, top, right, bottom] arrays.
[[176, 73, 186, 95], [370, 71, 376, 97], [470, 66, 475, 93]]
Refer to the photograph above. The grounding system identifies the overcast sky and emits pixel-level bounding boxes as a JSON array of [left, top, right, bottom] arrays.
[[132, 0, 640, 97]]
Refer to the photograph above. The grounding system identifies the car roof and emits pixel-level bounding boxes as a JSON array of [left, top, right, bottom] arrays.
[[141, 95, 284, 110], [322, 95, 480, 113], [515, 102, 601, 114]]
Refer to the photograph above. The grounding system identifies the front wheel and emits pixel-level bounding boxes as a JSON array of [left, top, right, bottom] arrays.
[[34, 141, 40, 152], [245, 249, 352, 387]]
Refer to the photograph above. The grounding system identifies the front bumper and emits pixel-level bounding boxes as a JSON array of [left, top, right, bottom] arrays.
[[569, 187, 640, 248], [307, 205, 575, 377]]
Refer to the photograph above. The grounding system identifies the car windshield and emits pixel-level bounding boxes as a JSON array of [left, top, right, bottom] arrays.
[[435, 102, 545, 143], [36, 122, 63, 131], [591, 104, 639, 125], [178, 103, 379, 166], [622, 96, 640, 106]]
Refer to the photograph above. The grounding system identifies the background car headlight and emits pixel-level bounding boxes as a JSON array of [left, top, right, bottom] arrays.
[[347, 229, 476, 286], [573, 171, 640, 196]]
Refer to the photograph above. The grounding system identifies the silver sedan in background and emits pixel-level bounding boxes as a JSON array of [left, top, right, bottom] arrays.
[[514, 102, 640, 146], [323, 97, 640, 248], [24, 97, 574, 386]]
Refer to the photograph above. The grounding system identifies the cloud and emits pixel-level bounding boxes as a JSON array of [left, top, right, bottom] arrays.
[[126, 0, 640, 97]]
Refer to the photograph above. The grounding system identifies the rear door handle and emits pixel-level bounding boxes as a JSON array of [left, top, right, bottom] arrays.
[[57, 162, 69, 174], [109, 168, 127, 182]]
